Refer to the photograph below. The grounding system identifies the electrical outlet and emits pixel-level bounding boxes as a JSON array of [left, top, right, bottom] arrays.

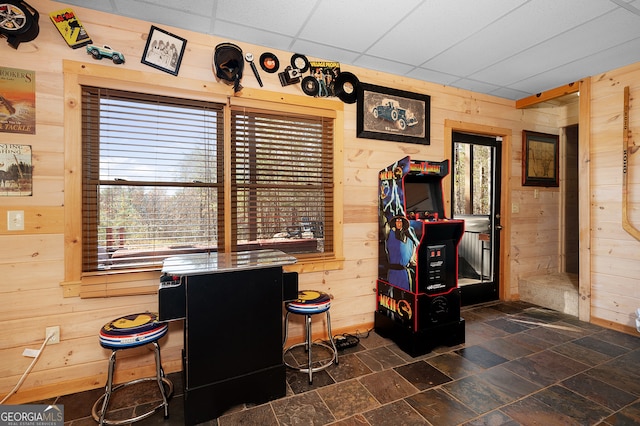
[[46, 326, 60, 345]]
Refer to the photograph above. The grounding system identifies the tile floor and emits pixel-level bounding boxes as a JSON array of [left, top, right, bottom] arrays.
[[46, 301, 640, 425]]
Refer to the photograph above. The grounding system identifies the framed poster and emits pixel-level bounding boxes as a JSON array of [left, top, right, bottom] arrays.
[[141, 26, 187, 76], [0, 144, 32, 196], [0, 67, 35, 134], [522, 130, 559, 187], [357, 83, 430, 145]]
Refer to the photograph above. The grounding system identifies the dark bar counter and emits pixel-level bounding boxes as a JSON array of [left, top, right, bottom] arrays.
[[159, 249, 298, 425]]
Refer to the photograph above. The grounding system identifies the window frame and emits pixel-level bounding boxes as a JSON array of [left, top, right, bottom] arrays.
[[62, 60, 344, 298]]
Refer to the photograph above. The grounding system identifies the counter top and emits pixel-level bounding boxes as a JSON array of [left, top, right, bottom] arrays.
[[161, 249, 297, 276]]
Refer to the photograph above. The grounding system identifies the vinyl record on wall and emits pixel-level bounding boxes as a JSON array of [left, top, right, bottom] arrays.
[[301, 76, 319, 96], [290, 53, 310, 73], [259, 52, 280, 73], [334, 71, 359, 104]]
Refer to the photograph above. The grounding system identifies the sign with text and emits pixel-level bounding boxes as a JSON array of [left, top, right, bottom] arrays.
[[0, 405, 64, 426]]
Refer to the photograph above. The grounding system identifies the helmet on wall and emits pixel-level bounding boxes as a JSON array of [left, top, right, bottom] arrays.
[[213, 42, 244, 93]]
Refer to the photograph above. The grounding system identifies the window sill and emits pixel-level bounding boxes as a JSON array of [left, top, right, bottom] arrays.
[[61, 254, 344, 298]]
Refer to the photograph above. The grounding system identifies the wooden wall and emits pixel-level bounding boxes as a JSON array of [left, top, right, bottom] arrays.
[[589, 63, 640, 330], [0, 0, 638, 403]]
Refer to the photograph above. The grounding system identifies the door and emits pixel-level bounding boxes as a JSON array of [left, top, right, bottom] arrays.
[[452, 132, 501, 305]]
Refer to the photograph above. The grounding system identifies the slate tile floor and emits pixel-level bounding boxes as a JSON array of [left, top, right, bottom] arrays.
[[48, 301, 640, 425]]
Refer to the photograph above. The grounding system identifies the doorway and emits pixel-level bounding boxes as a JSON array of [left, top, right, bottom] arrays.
[[563, 124, 579, 274], [451, 132, 501, 305]]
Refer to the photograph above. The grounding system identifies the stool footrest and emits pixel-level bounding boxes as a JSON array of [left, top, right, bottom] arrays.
[[284, 341, 336, 373], [91, 377, 173, 425]]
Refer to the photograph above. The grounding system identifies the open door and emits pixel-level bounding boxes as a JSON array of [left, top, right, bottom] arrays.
[[452, 132, 501, 305]]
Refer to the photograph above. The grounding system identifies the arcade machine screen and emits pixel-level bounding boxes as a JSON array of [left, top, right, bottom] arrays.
[[403, 175, 442, 218]]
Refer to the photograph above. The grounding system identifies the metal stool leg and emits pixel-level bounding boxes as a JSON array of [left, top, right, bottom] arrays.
[[325, 310, 338, 365], [152, 341, 169, 418], [283, 311, 290, 347], [98, 350, 117, 426], [92, 343, 174, 425], [306, 314, 313, 384]]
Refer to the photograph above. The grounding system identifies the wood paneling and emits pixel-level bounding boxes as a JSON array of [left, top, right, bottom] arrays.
[[1, 0, 638, 404], [589, 64, 640, 329]]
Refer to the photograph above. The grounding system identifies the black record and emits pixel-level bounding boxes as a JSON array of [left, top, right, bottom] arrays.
[[301, 76, 319, 96], [334, 71, 359, 104], [290, 53, 310, 73], [259, 52, 280, 73]]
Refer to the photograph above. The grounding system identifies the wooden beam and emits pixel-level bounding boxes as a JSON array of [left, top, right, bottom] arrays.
[[578, 78, 591, 323], [516, 82, 580, 109]]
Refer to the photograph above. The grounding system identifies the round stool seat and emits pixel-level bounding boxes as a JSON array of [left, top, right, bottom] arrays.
[[286, 290, 331, 315], [99, 312, 168, 349]]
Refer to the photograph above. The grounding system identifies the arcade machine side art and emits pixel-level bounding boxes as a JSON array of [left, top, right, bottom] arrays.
[[375, 156, 465, 357]]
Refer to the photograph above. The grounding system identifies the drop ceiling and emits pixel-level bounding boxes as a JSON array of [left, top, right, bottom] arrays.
[[62, 0, 640, 101]]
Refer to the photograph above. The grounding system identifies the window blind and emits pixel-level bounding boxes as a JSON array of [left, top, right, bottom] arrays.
[[231, 109, 334, 256], [81, 87, 335, 274], [82, 87, 224, 272]]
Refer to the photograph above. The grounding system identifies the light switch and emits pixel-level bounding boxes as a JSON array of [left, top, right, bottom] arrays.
[[8, 210, 24, 231]]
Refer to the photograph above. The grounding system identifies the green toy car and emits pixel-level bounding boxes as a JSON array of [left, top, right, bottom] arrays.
[[86, 44, 125, 64]]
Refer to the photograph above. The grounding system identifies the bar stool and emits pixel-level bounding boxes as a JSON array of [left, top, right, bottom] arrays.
[[283, 290, 338, 384], [92, 312, 173, 425]]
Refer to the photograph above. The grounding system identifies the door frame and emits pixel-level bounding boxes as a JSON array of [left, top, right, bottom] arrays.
[[444, 120, 512, 302], [515, 78, 591, 322]]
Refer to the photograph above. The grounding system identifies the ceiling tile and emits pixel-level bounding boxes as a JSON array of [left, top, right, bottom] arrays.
[[213, 21, 295, 52], [508, 37, 640, 93], [366, 0, 525, 65], [470, 8, 640, 87], [422, 0, 617, 76], [60, 0, 117, 14], [298, 0, 422, 52], [289, 40, 361, 65], [489, 86, 531, 100], [104, 3, 211, 35], [215, 0, 318, 37], [448, 78, 502, 95], [405, 68, 460, 86], [124, 0, 215, 17], [352, 55, 417, 76]]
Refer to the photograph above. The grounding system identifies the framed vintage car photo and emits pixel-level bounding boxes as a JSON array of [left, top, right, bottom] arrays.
[[356, 83, 430, 145]]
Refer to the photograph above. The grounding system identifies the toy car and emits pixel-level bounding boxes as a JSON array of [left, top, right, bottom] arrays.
[[372, 98, 418, 130], [86, 44, 125, 64]]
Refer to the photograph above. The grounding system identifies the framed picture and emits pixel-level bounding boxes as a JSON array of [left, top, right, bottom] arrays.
[[357, 83, 430, 145], [141, 26, 187, 76], [522, 130, 559, 187]]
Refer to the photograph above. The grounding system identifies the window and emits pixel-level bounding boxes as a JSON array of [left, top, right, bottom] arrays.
[[81, 87, 334, 274], [231, 110, 333, 255]]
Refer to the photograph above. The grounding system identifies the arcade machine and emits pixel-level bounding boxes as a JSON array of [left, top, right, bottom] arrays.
[[375, 156, 465, 356]]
